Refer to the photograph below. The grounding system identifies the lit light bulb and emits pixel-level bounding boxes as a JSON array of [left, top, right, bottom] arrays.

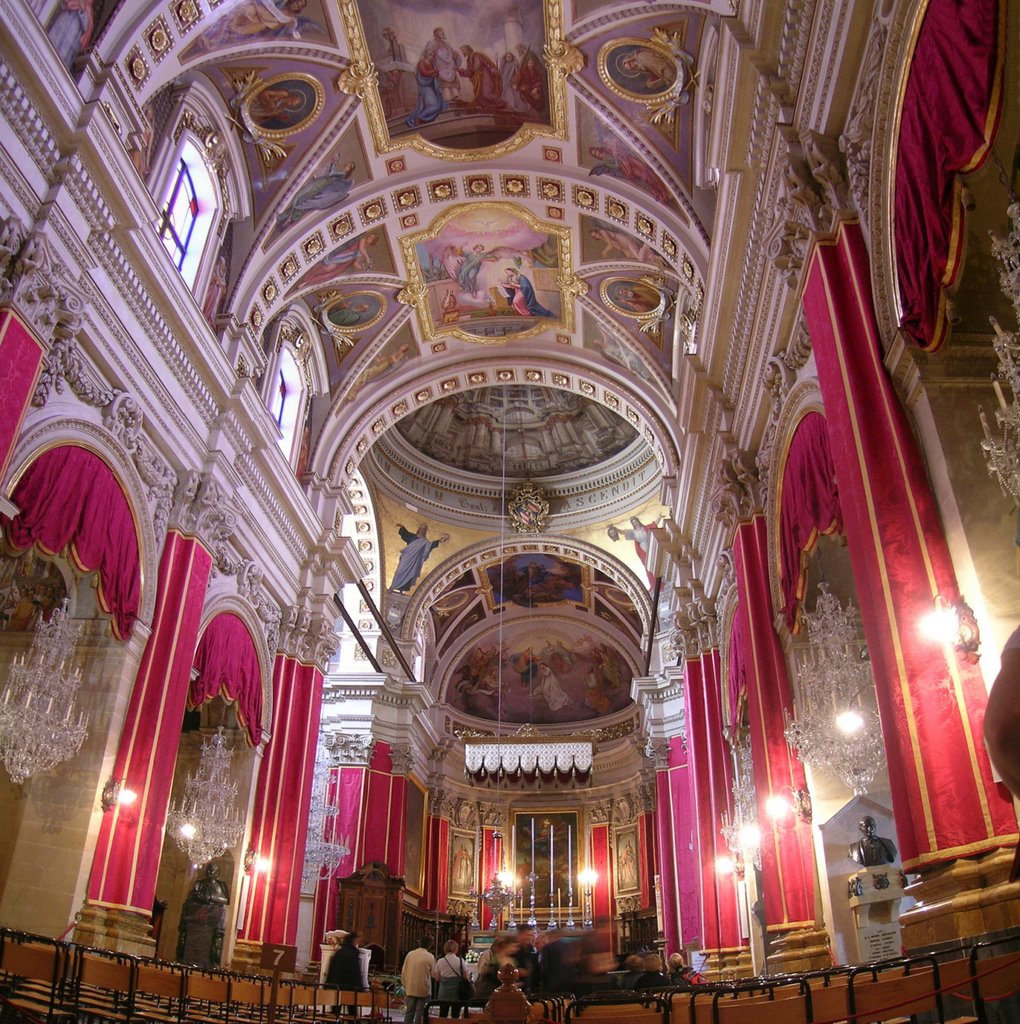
[[835, 709, 864, 735], [765, 794, 791, 820], [715, 855, 736, 875], [919, 603, 959, 643], [738, 823, 761, 850], [179, 822, 197, 839], [496, 871, 514, 887], [118, 787, 138, 806]]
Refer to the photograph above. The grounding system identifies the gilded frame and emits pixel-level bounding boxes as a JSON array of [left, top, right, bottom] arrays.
[[336, 0, 578, 161], [237, 72, 325, 141], [398, 201, 581, 344]]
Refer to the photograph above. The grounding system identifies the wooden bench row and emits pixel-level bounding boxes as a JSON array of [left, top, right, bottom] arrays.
[[540, 946, 1020, 1024], [0, 931, 386, 1024]]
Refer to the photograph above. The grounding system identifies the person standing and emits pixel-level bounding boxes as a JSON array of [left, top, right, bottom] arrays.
[[325, 931, 365, 1019], [434, 939, 469, 1018], [512, 926, 542, 995], [401, 939, 436, 1024]]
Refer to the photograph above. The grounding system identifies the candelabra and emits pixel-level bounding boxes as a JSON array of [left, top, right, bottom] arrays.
[[981, 201, 1020, 502], [784, 585, 884, 795], [471, 872, 519, 924], [526, 870, 538, 927], [0, 600, 89, 785], [302, 745, 350, 885], [167, 728, 245, 866]]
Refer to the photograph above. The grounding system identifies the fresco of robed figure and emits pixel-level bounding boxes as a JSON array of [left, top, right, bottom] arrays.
[[351, 0, 552, 151]]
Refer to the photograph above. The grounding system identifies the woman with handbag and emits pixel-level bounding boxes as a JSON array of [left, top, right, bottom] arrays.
[[434, 939, 471, 1018]]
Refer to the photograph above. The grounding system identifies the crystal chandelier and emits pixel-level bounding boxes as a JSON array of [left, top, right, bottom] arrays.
[[0, 600, 89, 785], [167, 728, 245, 866], [302, 744, 350, 885], [784, 585, 885, 795], [720, 730, 761, 875], [980, 200, 1020, 501]]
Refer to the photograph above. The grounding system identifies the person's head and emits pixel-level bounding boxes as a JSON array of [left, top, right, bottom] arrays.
[[382, 26, 395, 38], [667, 952, 686, 970], [204, 864, 218, 878], [630, 516, 642, 528], [860, 815, 876, 835], [516, 927, 535, 948], [643, 953, 663, 972], [624, 954, 642, 971], [461, 45, 472, 57], [416, 523, 428, 536], [343, 931, 360, 946], [418, 938, 430, 949], [505, 267, 519, 281], [444, 939, 459, 954], [434, 27, 446, 40]]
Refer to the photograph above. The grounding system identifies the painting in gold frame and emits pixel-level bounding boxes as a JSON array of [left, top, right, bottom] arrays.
[[336, 0, 577, 160], [404, 774, 427, 895], [399, 202, 580, 344]]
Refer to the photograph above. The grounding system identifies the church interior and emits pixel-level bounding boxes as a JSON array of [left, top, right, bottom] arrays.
[[1, 0, 1020, 996]]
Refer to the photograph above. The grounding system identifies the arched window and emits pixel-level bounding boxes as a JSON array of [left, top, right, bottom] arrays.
[[270, 346, 303, 460], [157, 138, 216, 288]]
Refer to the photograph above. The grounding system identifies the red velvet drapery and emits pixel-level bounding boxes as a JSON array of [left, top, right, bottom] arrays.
[[894, 0, 1003, 350], [4, 445, 140, 638], [191, 612, 264, 746], [778, 411, 843, 630]]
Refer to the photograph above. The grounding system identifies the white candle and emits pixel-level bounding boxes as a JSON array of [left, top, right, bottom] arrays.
[[993, 377, 1008, 410], [531, 817, 535, 873], [549, 824, 554, 896], [568, 826, 572, 876]]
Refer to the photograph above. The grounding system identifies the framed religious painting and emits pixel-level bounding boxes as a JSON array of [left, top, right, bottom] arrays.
[[449, 830, 476, 897], [404, 775, 427, 895], [615, 826, 639, 894]]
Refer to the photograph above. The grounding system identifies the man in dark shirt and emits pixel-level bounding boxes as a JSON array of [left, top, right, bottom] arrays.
[[512, 926, 541, 994]]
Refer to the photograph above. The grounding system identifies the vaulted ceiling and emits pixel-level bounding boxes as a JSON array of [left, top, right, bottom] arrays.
[[89, 0, 738, 727]]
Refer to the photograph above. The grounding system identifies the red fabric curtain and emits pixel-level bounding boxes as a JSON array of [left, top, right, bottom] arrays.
[[3, 445, 141, 638], [895, 0, 1003, 350], [191, 612, 264, 746], [779, 411, 843, 630]]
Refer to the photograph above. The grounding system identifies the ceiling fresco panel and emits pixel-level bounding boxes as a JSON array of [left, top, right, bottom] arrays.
[[338, 0, 576, 159], [399, 203, 581, 342], [446, 620, 634, 724], [178, 0, 335, 61]]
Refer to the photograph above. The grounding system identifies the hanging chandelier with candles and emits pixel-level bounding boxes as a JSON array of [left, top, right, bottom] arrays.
[[167, 727, 246, 866], [0, 600, 89, 785], [784, 585, 885, 795]]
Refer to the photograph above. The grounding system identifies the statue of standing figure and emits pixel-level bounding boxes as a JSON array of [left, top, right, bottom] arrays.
[[177, 863, 230, 966], [847, 815, 897, 866]]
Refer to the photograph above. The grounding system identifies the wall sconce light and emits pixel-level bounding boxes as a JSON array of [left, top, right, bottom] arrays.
[[715, 852, 745, 881], [244, 847, 258, 872], [101, 777, 137, 812], [765, 787, 813, 825], [920, 595, 980, 662]]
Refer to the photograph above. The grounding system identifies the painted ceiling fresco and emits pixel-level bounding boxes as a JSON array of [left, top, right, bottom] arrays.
[[87, 0, 733, 725]]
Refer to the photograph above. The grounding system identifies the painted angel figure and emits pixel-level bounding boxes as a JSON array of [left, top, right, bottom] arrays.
[[440, 243, 521, 297]]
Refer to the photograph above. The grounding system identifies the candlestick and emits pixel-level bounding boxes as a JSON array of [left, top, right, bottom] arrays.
[[549, 824, 554, 897], [567, 825, 572, 875], [557, 888, 562, 919], [531, 817, 535, 874]]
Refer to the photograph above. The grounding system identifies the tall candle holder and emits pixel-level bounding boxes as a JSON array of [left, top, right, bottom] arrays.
[[527, 870, 538, 927]]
